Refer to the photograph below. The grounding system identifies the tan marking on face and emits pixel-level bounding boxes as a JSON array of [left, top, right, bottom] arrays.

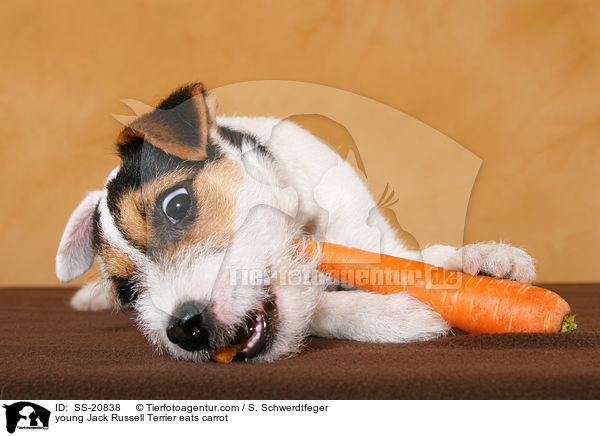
[[164, 158, 242, 257], [100, 240, 137, 280], [114, 159, 241, 257], [101, 158, 242, 306], [97, 238, 139, 306], [187, 159, 242, 245], [117, 193, 149, 249], [115, 168, 197, 249]]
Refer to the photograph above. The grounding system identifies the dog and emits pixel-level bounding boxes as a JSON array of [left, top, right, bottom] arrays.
[[55, 83, 536, 362]]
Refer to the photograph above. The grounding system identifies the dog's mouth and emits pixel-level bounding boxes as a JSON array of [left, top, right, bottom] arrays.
[[218, 292, 278, 360]]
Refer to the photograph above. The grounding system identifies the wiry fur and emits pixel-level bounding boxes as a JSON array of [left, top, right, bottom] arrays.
[[57, 85, 536, 362]]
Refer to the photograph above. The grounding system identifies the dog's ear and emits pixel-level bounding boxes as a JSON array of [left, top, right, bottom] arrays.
[[119, 82, 218, 161], [55, 190, 103, 283]]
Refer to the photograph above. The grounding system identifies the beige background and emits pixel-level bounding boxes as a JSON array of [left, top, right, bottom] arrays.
[[0, 0, 598, 286]]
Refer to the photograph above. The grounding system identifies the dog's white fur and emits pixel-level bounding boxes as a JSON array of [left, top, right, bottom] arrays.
[[58, 115, 536, 362]]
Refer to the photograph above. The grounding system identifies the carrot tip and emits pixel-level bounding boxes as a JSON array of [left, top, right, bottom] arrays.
[[211, 347, 238, 364], [560, 314, 577, 333]]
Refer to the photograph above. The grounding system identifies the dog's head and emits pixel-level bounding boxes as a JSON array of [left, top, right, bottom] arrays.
[[55, 83, 321, 362]]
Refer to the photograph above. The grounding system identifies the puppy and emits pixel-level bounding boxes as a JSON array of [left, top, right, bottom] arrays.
[[56, 83, 536, 362]]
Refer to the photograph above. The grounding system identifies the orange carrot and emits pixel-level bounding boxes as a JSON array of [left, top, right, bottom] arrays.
[[298, 240, 576, 334], [212, 347, 238, 364]]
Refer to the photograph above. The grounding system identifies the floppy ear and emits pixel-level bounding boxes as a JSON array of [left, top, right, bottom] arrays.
[[120, 82, 218, 161], [56, 191, 103, 283]]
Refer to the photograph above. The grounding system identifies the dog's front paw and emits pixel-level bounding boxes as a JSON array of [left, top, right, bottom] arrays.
[[446, 242, 536, 283], [70, 279, 116, 311]]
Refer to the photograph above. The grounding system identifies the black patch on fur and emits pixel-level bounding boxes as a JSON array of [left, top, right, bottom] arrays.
[[219, 125, 252, 148], [112, 276, 138, 306], [157, 82, 205, 110], [91, 203, 101, 251], [219, 125, 271, 158]]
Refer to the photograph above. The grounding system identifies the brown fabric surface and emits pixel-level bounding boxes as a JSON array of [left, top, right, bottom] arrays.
[[1, 285, 598, 400]]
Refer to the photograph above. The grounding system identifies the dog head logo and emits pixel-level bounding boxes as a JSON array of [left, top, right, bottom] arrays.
[[3, 402, 50, 434]]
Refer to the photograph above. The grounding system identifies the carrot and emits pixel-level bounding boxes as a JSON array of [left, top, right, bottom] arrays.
[[212, 347, 238, 364], [298, 240, 576, 334]]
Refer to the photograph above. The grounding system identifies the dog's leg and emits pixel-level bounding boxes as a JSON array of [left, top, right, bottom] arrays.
[[436, 242, 536, 283], [70, 278, 117, 311], [335, 209, 536, 283], [309, 290, 450, 342], [403, 242, 536, 283]]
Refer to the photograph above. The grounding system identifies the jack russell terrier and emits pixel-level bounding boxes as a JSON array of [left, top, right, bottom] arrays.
[[56, 83, 536, 362]]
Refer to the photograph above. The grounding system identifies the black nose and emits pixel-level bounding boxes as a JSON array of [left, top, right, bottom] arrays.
[[166, 302, 212, 351]]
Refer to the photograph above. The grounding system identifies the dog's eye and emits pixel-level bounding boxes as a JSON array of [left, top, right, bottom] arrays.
[[162, 187, 191, 223]]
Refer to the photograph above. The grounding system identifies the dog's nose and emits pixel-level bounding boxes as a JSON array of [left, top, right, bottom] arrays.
[[166, 302, 212, 351]]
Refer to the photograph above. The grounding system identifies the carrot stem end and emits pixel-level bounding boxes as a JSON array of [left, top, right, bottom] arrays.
[[560, 314, 577, 333]]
